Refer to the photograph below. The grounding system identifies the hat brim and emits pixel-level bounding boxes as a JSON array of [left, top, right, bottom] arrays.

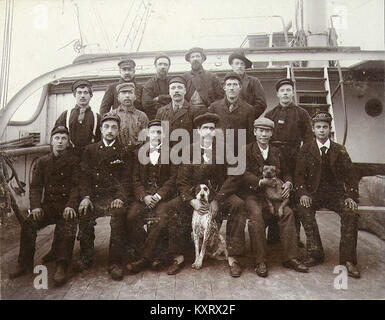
[[185, 51, 207, 62], [254, 125, 274, 130], [228, 54, 252, 69]]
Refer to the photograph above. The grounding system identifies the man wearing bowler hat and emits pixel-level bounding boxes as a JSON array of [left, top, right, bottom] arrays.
[[55, 80, 101, 157], [228, 50, 266, 118], [9, 126, 79, 286], [264, 78, 313, 245], [183, 47, 224, 113], [295, 111, 360, 278], [100, 58, 143, 115], [242, 117, 308, 277], [74, 112, 132, 280], [142, 54, 172, 120]]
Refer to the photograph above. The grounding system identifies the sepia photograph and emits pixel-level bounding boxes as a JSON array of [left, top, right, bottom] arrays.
[[0, 0, 384, 307]]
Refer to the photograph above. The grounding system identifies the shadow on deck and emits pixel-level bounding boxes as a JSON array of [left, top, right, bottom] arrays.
[[1, 212, 385, 300]]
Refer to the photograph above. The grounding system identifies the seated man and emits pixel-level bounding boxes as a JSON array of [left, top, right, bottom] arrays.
[[125, 119, 179, 273], [9, 126, 79, 286], [168, 113, 247, 277], [75, 113, 132, 281], [242, 118, 308, 277], [295, 111, 360, 278]]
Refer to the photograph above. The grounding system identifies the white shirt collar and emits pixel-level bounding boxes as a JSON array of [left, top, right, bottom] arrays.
[[103, 139, 116, 147], [316, 139, 330, 155], [257, 143, 269, 161]]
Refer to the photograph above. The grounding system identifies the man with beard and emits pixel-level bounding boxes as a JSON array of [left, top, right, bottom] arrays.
[[9, 126, 79, 286], [55, 80, 101, 157], [125, 120, 179, 274], [74, 113, 132, 280], [228, 50, 267, 118], [264, 78, 313, 245], [184, 47, 224, 113], [100, 59, 143, 115], [142, 54, 172, 120], [111, 82, 149, 152]]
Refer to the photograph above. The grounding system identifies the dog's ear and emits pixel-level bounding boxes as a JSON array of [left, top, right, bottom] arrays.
[[259, 166, 265, 173], [189, 185, 197, 197]]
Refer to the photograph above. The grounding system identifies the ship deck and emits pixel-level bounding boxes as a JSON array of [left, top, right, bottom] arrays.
[[1, 211, 384, 300]]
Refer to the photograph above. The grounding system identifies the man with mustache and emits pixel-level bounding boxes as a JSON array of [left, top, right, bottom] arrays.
[[9, 126, 79, 286], [183, 47, 224, 113], [111, 82, 149, 152], [55, 80, 101, 157], [100, 59, 143, 115], [264, 78, 313, 245], [142, 54, 172, 120], [228, 50, 267, 118], [74, 113, 132, 280]]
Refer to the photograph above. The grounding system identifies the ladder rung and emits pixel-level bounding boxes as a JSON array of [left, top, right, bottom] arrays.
[[297, 90, 329, 95], [294, 77, 326, 81], [298, 103, 331, 108]]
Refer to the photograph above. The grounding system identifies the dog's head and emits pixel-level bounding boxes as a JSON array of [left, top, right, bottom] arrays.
[[262, 165, 278, 179], [194, 184, 212, 203]]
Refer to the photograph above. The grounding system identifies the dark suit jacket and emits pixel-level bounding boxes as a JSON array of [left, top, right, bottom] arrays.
[[294, 140, 359, 201], [29, 151, 80, 210], [155, 100, 203, 140], [79, 140, 132, 202], [99, 78, 143, 115], [142, 76, 171, 120], [208, 97, 257, 145], [241, 142, 291, 196], [184, 69, 224, 107], [240, 74, 266, 118], [132, 143, 177, 201]]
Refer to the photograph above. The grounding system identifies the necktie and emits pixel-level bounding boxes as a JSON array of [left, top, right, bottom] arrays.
[[78, 108, 86, 123], [229, 104, 235, 113], [320, 146, 327, 159]]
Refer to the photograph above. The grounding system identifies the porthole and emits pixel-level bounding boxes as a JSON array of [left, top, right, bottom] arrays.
[[365, 98, 383, 117]]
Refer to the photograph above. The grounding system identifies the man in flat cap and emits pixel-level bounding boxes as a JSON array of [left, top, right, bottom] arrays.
[[110, 82, 149, 151], [208, 72, 257, 154], [55, 80, 101, 158], [183, 47, 224, 113], [9, 126, 80, 286], [74, 113, 133, 280], [264, 78, 313, 245], [125, 119, 180, 274], [142, 54, 172, 120], [229, 50, 266, 117], [156, 76, 203, 147], [100, 59, 143, 115], [167, 113, 247, 277], [295, 112, 360, 278], [241, 118, 308, 277]]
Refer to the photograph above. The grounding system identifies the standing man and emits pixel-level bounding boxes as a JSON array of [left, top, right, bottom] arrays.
[[9, 126, 79, 286], [184, 47, 224, 113], [75, 113, 132, 280], [228, 50, 267, 118], [156, 76, 202, 144], [142, 54, 172, 120], [295, 112, 360, 278], [55, 80, 101, 157], [125, 120, 179, 273], [100, 58, 143, 115], [242, 118, 308, 277], [208, 72, 257, 153], [171, 113, 247, 277], [111, 82, 149, 151], [265, 78, 313, 244]]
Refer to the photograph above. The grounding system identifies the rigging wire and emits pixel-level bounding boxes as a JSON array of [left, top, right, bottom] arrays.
[[92, 1, 112, 52], [129, 1, 150, 51], [136, 0, 153, 52], [116, 0, 136, 43], [124, 0, 145, 48]]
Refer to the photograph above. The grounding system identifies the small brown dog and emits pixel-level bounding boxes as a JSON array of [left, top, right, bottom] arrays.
[[262, 165, 289, 218]]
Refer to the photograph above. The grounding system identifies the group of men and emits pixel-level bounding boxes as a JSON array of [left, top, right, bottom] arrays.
[[10, 47, 361, 287]]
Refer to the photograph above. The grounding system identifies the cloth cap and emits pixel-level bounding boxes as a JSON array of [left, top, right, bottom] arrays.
[[275, 78, 294, 91], [154, 53, 171, 66], [72, 80, 93, 94], [118, 59, 136, 69], [168, 76, 187, 87], [254, 117, 275, 130], [116, 82, 136, 94], [185, 47, 207, 62], [312, 111, 333, 123], [101, 112, 121, 127], [148, 119, 162, 128], [224, 72, 242, 84], [228, 51, 252, 69], [193, 113, 220, 128], [51, 125, 69, 137]]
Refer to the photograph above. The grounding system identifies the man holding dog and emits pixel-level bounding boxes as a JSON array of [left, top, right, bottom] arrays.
[[295, 111, 360, 278], [242, 117, 308, 277], [125, 119, 180, 274], [9, 126, 79, 286]]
